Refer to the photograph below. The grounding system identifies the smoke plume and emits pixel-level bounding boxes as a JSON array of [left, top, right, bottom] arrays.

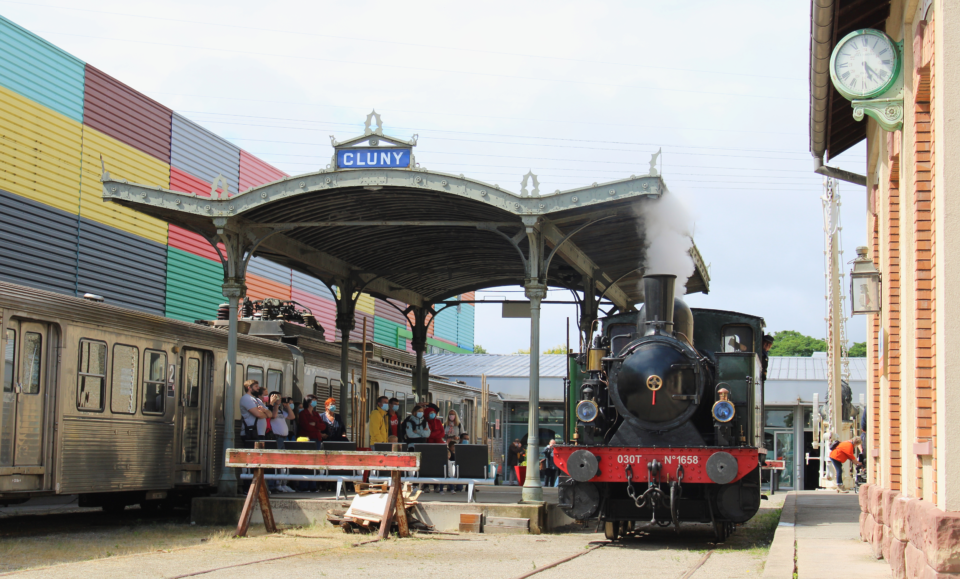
[[635, 192, 696, 294]]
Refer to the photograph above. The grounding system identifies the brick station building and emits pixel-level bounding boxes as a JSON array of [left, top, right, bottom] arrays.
[[809, 1, 960, 576]]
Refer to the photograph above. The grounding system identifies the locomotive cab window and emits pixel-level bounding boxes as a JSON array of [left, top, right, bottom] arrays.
[[77, 339, 107, 411], [722, 326, 754, 353], [247, 366, 264, 387], [110, 344, 139, 415], [142, 350, 167, 415], [3, 329, 14, 392]]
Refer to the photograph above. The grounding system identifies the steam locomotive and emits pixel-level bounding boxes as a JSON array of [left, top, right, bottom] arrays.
[[555, 274, 765, 541]]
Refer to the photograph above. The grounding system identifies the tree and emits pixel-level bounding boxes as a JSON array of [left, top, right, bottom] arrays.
[[767, 330, 827, 357], [848, 342, 867, 357], [516, 348, 530, 354], [543, 345, 567, 354], [473, 344, 487, 354]]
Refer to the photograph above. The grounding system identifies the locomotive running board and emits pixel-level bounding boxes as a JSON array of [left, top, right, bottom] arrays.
[[608, 420, 704, 447]]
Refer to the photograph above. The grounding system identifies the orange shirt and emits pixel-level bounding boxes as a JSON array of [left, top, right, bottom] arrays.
[[830, 441, 858, 463]]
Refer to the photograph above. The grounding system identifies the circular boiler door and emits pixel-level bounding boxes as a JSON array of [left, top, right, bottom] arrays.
[[614, 339, 699, 430]]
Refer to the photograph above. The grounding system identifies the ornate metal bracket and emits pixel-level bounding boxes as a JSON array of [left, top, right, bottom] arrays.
[[852, 91, 904, 132]]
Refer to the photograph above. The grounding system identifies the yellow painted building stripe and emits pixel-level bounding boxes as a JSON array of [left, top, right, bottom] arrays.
[[0, 85, 83, 215], [356, 292, 375, 315], [79, 125, 169, 244]]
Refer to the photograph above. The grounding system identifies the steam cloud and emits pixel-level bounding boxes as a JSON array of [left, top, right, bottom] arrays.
[[635, 192, 696, 294]]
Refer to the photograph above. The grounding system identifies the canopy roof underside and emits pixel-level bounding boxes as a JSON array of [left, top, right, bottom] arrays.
[[103, 167, 710, 310]]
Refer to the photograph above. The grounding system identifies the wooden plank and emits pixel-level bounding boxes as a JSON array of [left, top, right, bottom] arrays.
[[236, 468, 261, 537], [226, 449, 420, 471], [394, 470, 410, 538], [378, 471, 401, 540], [256, 469, 277, 534]]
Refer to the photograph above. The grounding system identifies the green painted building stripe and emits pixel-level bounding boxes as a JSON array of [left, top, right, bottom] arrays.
[[164, 246, 223, 322], [373, 316, 405, 349]]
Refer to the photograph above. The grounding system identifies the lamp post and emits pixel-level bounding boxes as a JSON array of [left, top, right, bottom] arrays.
[[849, 246, 881, 315]]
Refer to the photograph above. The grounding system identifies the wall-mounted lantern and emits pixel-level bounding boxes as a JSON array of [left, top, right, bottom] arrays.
[[850, 246, 881, 315]]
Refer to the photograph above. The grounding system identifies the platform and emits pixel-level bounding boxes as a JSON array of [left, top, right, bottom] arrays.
[[191, 485, 579, 534], [763, 490, 891, 578]]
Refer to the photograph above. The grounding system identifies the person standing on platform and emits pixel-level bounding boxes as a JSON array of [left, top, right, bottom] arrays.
[[387, 398, 401, 440], [426, 404, 445, 444], [830, 436, 862, 490], [298, 396, 327, 448], [506, 439, 524, 486], [369, 396, 389, 447], [321, 398, 348, 441], [542, 439, 558, 487], [444, 409, 464, 441]]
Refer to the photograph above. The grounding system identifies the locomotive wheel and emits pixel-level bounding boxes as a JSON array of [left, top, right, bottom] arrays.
[[604, 521, 620, 541]]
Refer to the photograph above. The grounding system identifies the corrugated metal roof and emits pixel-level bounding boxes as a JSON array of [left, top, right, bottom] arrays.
[[0, 189, 78, 295], [171, 113, 240, 194], [0, 15, 85, 123], [82, 65, 171, 164], [423, 354, 568, 378], [767, 356, 867, 382]]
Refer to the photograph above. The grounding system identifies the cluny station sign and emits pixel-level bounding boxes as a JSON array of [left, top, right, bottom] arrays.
[[332, 110, 415, 170]]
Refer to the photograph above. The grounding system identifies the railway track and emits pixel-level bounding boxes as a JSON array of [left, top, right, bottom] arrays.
[[0, 505, 188, 538]]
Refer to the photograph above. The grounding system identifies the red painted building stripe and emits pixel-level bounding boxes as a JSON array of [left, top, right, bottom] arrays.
[[239, 150, 288, 192], [291, 288, 337, 341]]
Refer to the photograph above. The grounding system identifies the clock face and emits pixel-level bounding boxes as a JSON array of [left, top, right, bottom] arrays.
[[830, 29, 901, 100]]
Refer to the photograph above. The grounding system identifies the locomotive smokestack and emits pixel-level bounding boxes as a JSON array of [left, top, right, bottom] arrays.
[[642, 274, 676, 336]]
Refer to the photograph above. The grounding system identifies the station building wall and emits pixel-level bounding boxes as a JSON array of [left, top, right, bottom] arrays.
[[0, 14, 473, 351]]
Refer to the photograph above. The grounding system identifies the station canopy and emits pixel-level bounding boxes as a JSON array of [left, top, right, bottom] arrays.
[[101, 114, 710, 312]]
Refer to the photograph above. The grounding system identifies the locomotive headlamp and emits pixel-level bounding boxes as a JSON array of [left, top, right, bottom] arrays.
[[576, 400, 599, 423], [850, 246, 880, 315], [712, 388, 735, 423]]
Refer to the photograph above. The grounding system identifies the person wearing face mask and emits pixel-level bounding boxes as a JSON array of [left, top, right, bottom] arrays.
[[444, 409, 464, 441], [387, 398, 401, 440], [426, 404, 445, 444], [369, 396, 389, 446], [321, 398, 348, 441], [298, 396, 327, 448], [402, 404, 430, 447], [239, 380, 270, 442]]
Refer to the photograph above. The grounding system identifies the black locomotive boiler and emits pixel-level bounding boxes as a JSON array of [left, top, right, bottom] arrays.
[[554, 274, 766, 541]]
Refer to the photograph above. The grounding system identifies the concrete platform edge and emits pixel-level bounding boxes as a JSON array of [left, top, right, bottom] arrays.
[[192, 496, 548, 534], [762, 491, 797, 579]]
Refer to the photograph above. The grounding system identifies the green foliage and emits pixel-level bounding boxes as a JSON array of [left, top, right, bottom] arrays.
[[473, 344, 488, 354], [767, 330, 827, 357], [516, 348, 530, 354], [542, 345, 567, 354], [848, 342, 867, 357]]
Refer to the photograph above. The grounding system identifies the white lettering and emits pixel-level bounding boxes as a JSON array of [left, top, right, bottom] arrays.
[[366, 152, 377, 165], [394, 151, 403, 164], [381, 152, 391, 165], [343, 152, 354, 165], [356, 153, 365, 166]]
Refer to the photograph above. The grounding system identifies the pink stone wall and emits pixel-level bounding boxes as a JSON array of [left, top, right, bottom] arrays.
[[859, 483, 960, 578]]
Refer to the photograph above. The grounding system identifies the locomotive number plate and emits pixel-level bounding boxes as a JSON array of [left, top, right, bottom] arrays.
[[616, 454, 700, 465]]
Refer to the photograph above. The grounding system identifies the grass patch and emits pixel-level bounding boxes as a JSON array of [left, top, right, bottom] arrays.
[[713, 507, 782, 555]]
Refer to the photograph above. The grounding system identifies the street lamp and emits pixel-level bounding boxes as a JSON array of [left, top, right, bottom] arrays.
[[850, 246, 881, 315]]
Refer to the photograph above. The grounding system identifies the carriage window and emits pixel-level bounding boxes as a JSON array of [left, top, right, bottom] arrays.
[[247, 366, 264, 386], [267, 369, 283, 392], [142, 350, 167, 415], [77, 339, 107, 411], [722, 326, 754, 353], [22, 332, 41, 394], [314, 376, 328, 398], [184, 358, 200, 407], [330, 379, 341, 403], [3, 329, 14, 393], [110, 344, 138, 414]]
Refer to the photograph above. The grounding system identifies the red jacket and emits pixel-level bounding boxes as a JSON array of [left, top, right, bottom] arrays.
[[299, 409, 326, 441], [426, 417, 445, 443]]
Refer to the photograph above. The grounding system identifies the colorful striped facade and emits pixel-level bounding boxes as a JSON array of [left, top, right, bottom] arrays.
[[0, 15, 473, 353]]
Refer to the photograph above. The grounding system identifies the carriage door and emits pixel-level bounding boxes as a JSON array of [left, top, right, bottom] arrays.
[[1, 320, 48, 470], [178, 349, 210, 482]]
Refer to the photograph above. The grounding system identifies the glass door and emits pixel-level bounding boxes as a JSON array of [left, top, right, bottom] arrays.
[[763, 429, 796, 489], [178, 349, 208, 468]]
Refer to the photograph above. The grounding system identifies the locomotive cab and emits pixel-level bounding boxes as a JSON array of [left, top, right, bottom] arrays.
[[556, 274, 766, 541]]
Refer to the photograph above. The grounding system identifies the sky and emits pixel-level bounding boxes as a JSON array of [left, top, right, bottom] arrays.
[[0, 0, 870, 354]]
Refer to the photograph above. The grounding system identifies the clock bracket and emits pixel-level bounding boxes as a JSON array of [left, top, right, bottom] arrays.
[[848, 40, 904, 133]]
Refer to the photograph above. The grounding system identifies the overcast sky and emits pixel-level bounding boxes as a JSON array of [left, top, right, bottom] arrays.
[[2, 0, 869, 354]]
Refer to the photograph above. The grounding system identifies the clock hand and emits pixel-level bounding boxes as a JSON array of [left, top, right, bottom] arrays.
[[864, 63, 879, 81]]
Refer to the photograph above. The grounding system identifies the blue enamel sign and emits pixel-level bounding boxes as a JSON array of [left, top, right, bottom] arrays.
[[337, 148, 411, 169]]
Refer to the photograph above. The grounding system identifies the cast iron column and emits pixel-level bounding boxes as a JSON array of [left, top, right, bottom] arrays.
[[522, 282, 547, 502], [217, 280, 244, 496], [409, 306, 430, 400]]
